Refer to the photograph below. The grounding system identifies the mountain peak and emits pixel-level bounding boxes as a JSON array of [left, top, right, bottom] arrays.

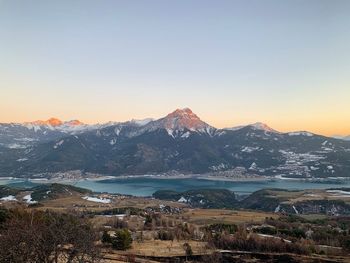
[[163, 108, 209, 131], [30, 118, 85, 127], [248, 122, 278, 133], [166, 108, 198, 119], [141, 108, 214, 137], [32, 118, 63, 127], [65, 120, 84, 126]]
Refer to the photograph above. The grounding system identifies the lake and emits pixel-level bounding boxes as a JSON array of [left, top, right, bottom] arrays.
[[2, 177, 350, 197]]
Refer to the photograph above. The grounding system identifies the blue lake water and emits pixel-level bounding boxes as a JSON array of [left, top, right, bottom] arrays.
[[2, 177, 350, 197]]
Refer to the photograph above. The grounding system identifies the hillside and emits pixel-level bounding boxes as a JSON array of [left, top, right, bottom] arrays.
[[0, 183, 91, 205], [153, 189, 237, 208], [240, 188, 350, 215], [153, 188, 350, 216], [30, 183, 91, 201]]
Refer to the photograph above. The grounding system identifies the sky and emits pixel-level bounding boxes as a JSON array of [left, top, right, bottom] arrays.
[[0, 0, 349, 136]]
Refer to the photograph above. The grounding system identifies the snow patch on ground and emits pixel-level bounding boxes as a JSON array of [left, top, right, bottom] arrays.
[[181, 131, 191, 138], [98, 214, 126, 218], [327, 190, 350, 195], [17, 158, 28, 162], [178, 196, 187, 203], [241, 146, 261, 153], [274, 205, 280, 213], [8, 143, 26, 149], [304, 193, 321, 197], [292, 205, 299, 214], [249, 162, 258, 170], [114, 127, 121, 136], [82, 196, 111, 203], [53, 140, 64, 149], [0, 195, 17, 201], [288, 131, 313, 136], [23, 194, 37, 204]]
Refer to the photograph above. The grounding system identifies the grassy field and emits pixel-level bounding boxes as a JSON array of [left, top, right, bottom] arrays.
[[35, 194, 185, 212], [182, 208, 277, 225], [121, 240, 210, 257]]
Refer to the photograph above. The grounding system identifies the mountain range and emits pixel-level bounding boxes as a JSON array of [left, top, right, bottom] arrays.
[[1, 108, 350, 179], [334, 135, 350, 141]]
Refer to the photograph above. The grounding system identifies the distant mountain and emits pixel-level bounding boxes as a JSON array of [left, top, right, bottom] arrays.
[[0, 118, 116, 148], [226, 122, 278, 133], [30, 117, 64, 127], [1, 108, 350, 179], [333, 135, 350, 141]]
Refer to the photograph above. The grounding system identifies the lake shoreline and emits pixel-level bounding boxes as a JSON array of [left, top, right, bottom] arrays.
[[2, 174, 350, 197], [1, 173, 350, 186]]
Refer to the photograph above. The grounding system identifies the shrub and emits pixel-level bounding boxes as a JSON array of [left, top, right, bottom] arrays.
[[111, 228, 132, 250], [183, 242, 193, 259], [157, 229, 175, 240], [102, 230, 112, 243]]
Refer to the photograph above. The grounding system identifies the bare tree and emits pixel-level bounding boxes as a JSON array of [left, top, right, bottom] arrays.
[[0, 208, 101, 263]]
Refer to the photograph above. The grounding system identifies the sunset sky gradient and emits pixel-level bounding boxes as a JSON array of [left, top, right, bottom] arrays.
[[0, 0, 349, 136]]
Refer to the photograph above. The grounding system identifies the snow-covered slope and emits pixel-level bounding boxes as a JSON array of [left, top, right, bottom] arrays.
[[340, 135, 350, 141], [225, 122, 279, 133], [0, 118, 116, 148]]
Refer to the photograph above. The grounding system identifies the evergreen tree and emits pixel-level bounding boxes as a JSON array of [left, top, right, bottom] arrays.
[[111, 228, 132, 250]]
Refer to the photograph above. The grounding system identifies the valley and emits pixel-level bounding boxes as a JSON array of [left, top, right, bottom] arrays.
[[1, 183, 350, 262]]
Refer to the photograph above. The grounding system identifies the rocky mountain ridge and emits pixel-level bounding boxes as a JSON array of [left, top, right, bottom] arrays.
[[1, 108, 350, 178]]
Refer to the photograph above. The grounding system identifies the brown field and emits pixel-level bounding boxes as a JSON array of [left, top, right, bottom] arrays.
[[120, 240, 210, 257], [36, 194, 186, 212], [182, 208, 277, 225]]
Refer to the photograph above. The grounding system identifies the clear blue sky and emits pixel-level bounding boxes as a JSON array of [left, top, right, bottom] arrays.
[[0, 0, 349, 135]]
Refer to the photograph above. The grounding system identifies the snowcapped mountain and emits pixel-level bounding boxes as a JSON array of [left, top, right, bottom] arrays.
[[248, 122, 279, 133], [344, 136, 350, 141], [0, 118, 115, 148], [30, 117, 63, 127], [139, 108, 216, 137], [26, 118, 105, 133], [334, 135, 350, 141], [1, 108, 350, 179], [225, 122, 279, 133]]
